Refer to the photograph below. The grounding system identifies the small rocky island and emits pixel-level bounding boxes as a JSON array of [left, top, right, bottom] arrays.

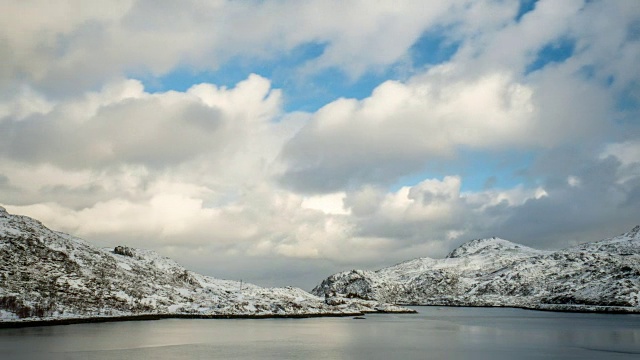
[[0, 207, 412, 327], [313, 226, 640, 313]]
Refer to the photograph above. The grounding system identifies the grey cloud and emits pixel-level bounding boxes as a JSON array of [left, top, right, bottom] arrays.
[[479, 156, 638, 250], [39, 183, 113, 210], [623, 177, 640, 207], [0, 97, 225, 169], [175, 252, 346, 290], [0, 173, 28, 205], [336, 148, 640, 263], [280, 152, 429, 194], [343, 186, 386, 216]]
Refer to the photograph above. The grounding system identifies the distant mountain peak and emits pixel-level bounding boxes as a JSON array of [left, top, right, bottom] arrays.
[[626, 225, 640, 239], [446, 237, 537, 259], [314, 227, 640, 313]]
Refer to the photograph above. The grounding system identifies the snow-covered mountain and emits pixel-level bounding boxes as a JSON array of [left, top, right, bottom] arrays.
[[0, 207, 411, 325], [312, 229, 640, 313]]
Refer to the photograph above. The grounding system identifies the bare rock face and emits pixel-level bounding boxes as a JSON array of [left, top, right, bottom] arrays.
[[113, 246, 136, 257], [0, 209, 413, 323], [313, 227, 640, 313]]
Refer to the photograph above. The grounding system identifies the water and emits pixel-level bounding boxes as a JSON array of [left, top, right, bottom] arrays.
[[1, 307, 639, 359]]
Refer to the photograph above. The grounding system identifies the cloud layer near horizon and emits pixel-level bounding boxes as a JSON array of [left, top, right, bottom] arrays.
[[1, 0, 639, 288]]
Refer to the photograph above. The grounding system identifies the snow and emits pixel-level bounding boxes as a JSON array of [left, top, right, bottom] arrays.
[[176, 288, 191, 297], [114, 291, 134, 303], [65, 279, 86, 290], [313, 228, 640, 313], [116, 262, 132, 271], [0, 208, 414, 323]]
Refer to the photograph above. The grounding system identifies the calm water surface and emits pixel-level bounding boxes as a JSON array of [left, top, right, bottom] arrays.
[[1, 307, 639, 359]]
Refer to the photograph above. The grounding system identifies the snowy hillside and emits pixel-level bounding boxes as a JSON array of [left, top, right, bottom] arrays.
[[312, 229, 640, 313], [0, 207, 411, 325]]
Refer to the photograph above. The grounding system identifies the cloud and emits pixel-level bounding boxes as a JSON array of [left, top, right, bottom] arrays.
[[279, 61, 611, 192], [341, 175, 548, 254], [278, 70, 529, 192], [301, 192, 350, 215], [292, 1, 455, 77], [600, 140, 640, 184], [493, 155, 640, 248], [3, 138, 639, 289], [0, 0, 465, 97], [602, 140, 640, 166], [2, 1, 637, 98], [276, 0, 640, 194], [1, 0, 639, 289], [0, 74, 282, 170]]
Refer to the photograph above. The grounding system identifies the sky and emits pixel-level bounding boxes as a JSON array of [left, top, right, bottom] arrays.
[[1, 0, 639, 289]]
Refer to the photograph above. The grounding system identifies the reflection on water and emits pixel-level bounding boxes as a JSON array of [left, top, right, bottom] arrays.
[[1, 307, 639, 360]]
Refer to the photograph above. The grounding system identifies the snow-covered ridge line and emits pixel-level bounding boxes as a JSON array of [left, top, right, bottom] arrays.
[[313, 228, 640, 313], [0, 207, 413, 324]]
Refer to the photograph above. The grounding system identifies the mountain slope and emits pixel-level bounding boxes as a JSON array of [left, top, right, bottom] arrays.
[[0, 207, 411, 324], [312, 230, 640, 313]]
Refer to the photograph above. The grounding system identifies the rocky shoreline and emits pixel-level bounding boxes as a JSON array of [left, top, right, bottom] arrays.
[[3, 303, 637, 330], [0, 309, 417, 329], [0, 303, 418, 329]]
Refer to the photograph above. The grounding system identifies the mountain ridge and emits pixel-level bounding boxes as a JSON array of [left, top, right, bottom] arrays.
[[446, 236, 549, 259], [312, 227, 640, 313], [0, 207, 412, 325]]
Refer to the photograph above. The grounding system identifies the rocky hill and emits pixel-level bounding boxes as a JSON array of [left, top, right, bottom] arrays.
[[0, 207, 411, 325], [312, 228, 640, 313]]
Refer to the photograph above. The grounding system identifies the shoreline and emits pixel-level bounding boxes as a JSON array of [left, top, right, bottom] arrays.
[[0, 312, 363, 329], [0, 309, 417, 329], [3, 303, 638, 329], [401, 303, 640, 315]]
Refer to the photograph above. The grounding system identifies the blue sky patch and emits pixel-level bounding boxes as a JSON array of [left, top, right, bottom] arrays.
[[409, 28, 460, 69], [526, 37, 575, 74], [137, 28, 461, 115], [516, 0, 539, 22], [138, 41, 328, 92], [135, 40, 401, 113], [616, 81, 640, 115], [391, 149, 537, 193]]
